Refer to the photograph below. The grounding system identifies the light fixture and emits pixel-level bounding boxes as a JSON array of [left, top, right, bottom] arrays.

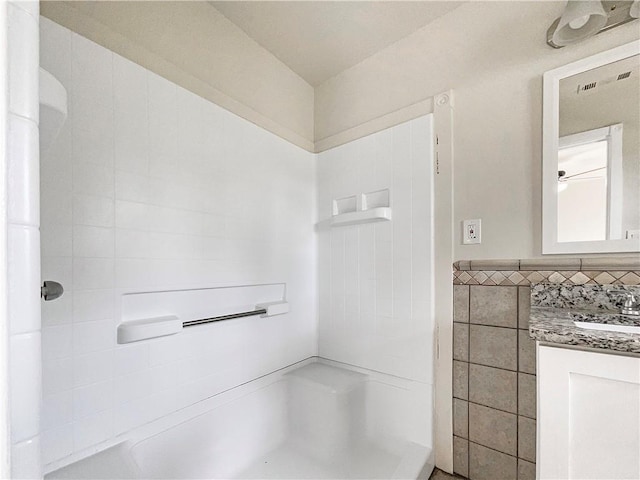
[[547, 1, 639, 48], [552, 1, 607, 47]]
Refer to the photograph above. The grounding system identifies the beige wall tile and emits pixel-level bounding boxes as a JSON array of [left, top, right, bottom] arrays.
[[470, 260, 520, 271], [518, 286, 531, 329], [469, 403, 517, 456], [453, 398, 468, 439], [453, 436, 469, 478], [469, 442, 517, 480], [581, 257, 640, 271], [453, 360, 468, 400], [470, 325, 517, 371], [518, 416, 536, 463], [469, 364, 517, 413], [518, 330, 536, 375], [518, 459, 536, 480], [518, 373, 536, 419], [519, 258, 580, 270], [453, 323, 469, 362], [470, 286, 517, 328], [454, 285, 470, 323], [455, 260, 471, 271]]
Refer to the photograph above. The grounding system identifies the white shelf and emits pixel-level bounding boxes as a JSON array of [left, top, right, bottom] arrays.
[[330, 207, 392, 227], [117, 315, 182, 344], [256, 301, 290, 316]]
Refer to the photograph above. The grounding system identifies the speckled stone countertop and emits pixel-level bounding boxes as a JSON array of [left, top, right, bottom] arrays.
[[528, 283, 640, 355], [529, 306, 640, 354]]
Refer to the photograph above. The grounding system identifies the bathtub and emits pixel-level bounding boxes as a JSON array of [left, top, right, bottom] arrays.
[[47, 359, 433, 479]]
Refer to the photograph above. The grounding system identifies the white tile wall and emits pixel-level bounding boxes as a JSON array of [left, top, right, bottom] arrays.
[[317, 116, 435, 385], [40, 17, 317, 468], [7, 115, 40, 225], [7, 2, 42, 477], [11, 436, 42, 480], [8, 2, 39, 122], [10, 332, 42, 442], [8, 225, 41, 335]]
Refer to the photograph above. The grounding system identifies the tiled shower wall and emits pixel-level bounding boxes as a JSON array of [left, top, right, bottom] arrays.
[[40, 18, 316, 469], [317, 115, 434, 385], [7, 1, 42, 477], [452, 258, 640, 480], [316, 116, 435, 450]]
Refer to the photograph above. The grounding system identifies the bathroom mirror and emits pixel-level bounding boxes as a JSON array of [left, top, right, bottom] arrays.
[[542, 41, 640, 254]]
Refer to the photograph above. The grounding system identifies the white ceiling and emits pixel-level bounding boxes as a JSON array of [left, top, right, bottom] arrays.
[[209, 1, 463, 86]]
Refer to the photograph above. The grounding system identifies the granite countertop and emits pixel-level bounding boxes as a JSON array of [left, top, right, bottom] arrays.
[[529, 306, 640, 355]]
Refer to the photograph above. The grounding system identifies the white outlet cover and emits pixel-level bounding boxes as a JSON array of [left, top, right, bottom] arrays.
[[463, 219, 481, 245]]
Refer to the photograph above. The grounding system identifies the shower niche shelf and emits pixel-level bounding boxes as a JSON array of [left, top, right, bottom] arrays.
[[330, 207, 392, 227], [330, 189, 391, 227]]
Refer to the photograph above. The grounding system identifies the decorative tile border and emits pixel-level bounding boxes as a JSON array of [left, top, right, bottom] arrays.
[[454, 257, 640, 272], [453, 269, 640, 286]]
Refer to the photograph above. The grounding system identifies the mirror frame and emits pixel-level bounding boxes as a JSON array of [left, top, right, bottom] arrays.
[[542, 40, 640, 254]]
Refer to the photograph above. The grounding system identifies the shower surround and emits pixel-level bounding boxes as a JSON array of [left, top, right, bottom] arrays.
[[39, 16, 435, 476], [6, 1, 42, 477], [47, 359, 432, 480], [39, 17, 317, 469]]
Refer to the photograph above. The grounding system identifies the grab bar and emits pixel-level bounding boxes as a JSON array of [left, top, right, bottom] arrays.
[[117, 301, 289, 344], [182, 308, 267, 328]]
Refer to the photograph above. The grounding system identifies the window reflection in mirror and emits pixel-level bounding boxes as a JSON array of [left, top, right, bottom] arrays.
[[557, 125, 623, 242], [558, 55, 639, 244]]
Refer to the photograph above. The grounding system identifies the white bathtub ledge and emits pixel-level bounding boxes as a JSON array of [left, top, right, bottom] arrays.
[[284, 362, 367, 393], [45, 444, 140, 480]]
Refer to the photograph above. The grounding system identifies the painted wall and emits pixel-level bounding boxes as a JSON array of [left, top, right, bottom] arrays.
[[40, 1, 315, 151], [316, 115, 434, 385], [314, 1, 640, 260], [38, 2, 640, 257], [39, 18, 317, 469]]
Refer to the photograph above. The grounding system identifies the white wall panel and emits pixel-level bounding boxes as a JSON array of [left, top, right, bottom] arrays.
[[40, 17, 317, 469], [317, 115, 434, 384], [7, 1, 41, 476]]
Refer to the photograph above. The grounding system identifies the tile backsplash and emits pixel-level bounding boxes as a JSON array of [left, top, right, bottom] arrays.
[[453, 283, 535, 479], [452, 257, 640, 480], [454, 258, 640, 287]]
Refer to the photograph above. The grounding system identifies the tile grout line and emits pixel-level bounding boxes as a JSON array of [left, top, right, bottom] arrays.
[[516, 286, 520, 467], [467, 439, 519, 461], [462, 398, 534, 420], [466, 287, 470, 478]]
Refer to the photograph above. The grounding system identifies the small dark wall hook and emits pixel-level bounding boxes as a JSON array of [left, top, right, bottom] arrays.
[[41, 281, 64, 301]]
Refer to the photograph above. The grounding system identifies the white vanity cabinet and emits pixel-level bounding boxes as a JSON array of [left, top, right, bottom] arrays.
[[538, 344, 640, 480]]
